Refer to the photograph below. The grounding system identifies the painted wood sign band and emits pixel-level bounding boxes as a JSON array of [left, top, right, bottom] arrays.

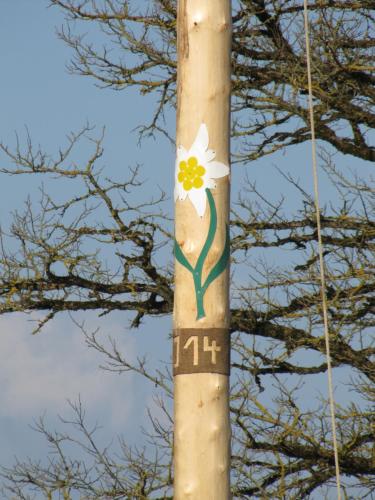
[[174, 124, 230, 319], [173, 328, 230, 376]]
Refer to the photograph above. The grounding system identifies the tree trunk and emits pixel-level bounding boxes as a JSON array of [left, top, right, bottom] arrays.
[[173, 1, 232, 499]]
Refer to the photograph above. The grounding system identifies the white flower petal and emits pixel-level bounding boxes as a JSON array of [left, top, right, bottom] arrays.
[[206, 160, 229, 179], [177, 145, 188, 159], [173, 184, 179, 202], [205, 149, 216, 162], [190, 123, 209, 156], [175, 181, 187, 202], [206, 178, 216, 190], [188, 188, 207, 217], [174, 125, 229, 216], [201, 175, 210, 190]]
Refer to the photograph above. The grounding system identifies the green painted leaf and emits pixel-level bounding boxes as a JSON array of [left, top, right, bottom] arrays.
[[202, 224, 230, 293], [174, 239, 194, 273]]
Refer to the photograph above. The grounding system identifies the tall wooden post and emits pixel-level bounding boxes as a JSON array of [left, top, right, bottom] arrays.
[[173, 1, 232, 498]]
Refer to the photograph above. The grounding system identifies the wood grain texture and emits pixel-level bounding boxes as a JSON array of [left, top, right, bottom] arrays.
[[174, 1, 232, 498]]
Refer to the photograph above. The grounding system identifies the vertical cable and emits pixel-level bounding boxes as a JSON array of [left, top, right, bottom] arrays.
[[302, 2, 342, 498]]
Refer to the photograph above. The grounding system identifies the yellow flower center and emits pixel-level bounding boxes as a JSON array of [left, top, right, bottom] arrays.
[[178, 156, 206, 191]]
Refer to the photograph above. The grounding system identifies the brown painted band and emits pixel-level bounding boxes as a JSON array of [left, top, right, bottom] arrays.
[[173, 328, 230, 376]]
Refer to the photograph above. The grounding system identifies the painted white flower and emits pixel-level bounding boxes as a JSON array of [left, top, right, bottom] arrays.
[[174, 124, 229, 217]]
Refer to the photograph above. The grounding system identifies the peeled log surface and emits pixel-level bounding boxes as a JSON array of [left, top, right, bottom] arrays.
[[174, 0, 232, 498], [174, 374, 230, 499]]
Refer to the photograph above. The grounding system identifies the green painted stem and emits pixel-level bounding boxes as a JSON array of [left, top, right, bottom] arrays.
[[175, 188, 229, 320], [194, 274, 205, 320]]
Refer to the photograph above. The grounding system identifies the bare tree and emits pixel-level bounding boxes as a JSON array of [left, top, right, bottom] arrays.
[[0, 1, 374, 498], [52, 0, 374, 161]]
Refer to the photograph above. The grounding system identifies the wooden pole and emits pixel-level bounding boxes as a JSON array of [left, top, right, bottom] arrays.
[[173, 1, 232, 498]]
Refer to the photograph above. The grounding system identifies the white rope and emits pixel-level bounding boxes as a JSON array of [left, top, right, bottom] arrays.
[[302, 2, 342, 498]]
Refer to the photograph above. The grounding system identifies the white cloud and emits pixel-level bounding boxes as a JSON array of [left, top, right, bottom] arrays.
[[0, 314, 136, 430]]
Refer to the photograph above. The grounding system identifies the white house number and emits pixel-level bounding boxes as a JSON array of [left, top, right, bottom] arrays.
[[174, 335, 222, 368]]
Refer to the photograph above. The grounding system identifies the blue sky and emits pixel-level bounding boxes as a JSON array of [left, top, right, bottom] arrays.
[[0, 0, 175, 469], [0, 1, 368, 496]]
